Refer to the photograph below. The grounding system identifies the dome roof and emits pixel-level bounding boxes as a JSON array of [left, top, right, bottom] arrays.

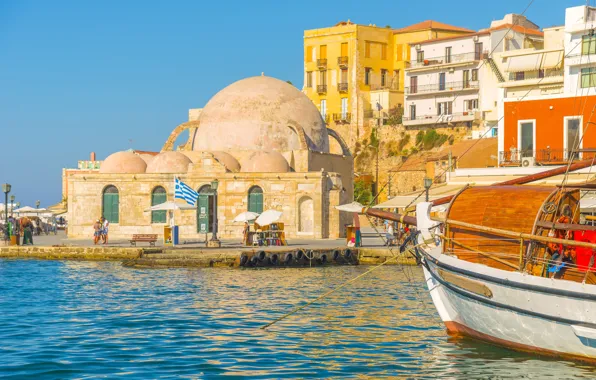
[[146, 151, 192, 174], [192, 76, 329, 153], [210, 151, 241, 172], [240, 151, 290, 173], [138, 154, 156, 165], [99, 151, 147, 174]]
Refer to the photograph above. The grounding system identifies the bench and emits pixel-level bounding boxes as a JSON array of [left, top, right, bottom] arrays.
[[130, 234, 158, 247]]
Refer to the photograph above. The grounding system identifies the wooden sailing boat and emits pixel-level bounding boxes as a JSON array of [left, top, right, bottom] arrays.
[[341, 159, 596, 362]]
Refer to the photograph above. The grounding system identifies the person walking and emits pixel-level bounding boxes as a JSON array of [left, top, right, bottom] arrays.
[[93, 219, 101, 245], [101, 217, 109, 244], [243, 221, 250, 246]]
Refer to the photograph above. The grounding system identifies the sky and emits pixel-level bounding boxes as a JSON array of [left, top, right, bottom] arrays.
[[0, 0, 584, 208]]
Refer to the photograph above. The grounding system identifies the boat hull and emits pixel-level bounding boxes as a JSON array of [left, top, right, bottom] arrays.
[[422, 246, 596, 362]]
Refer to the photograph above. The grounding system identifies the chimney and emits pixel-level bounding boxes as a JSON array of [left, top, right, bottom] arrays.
[[90, 152, 96, 161]]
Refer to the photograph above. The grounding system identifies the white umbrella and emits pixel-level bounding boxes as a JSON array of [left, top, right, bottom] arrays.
[[233, 211, 260, 223], [335, 202, 365, 213], [145, 201, 196, 227], [255, 210, 283, 226]]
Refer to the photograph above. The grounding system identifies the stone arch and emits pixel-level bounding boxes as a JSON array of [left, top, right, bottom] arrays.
[[161, 120, 201, 152], [298, 196, 314, 234], [326, 128, 352, 156], [285, 123, 309, 150]]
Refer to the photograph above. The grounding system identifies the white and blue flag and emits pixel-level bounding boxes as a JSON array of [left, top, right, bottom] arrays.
[[174, 177, 199, 206]]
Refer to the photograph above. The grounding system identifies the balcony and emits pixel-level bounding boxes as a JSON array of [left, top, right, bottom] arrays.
[[499, 149, 591, 166], [565, 51, 596, 67], [405, 80, 479, 95], [403, 111, 479, 127], [332, 113, 351, 124], [338, 56, 348, 68], [338, 82, 348, 93], [317, 85, 327, 94], [317, 58, 328, 69], [370, 81, 400, 91], [409, 51, 486, 70], [507, 69, 563, 81]]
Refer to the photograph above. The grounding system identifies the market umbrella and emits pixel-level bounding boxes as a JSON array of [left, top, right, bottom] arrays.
[[255, 210, 283, 226], [233, 211, 260, 223], [335, 202, 365, 213], [145, 201, 196, 226]]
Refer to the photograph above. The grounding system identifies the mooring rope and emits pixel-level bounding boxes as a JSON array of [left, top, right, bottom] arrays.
[[260, 241, 428, 330]]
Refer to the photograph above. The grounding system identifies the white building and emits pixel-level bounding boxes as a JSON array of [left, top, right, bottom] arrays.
[[403, 14, 544, 139], [564, 5, 596, 97]]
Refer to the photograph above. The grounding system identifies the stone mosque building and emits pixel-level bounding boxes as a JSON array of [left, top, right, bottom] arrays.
[[66, 76, 354, 240]]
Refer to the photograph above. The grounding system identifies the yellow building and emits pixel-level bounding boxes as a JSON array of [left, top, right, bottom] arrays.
[[303, 20, 474, 150]]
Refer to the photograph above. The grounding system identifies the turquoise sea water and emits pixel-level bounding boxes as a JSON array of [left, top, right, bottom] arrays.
[[0, 260, 595, 379]]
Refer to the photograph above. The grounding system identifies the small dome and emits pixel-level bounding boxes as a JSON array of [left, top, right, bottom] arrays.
[[100, 151, 147, 174], [240, 151, 290, 173], [138, 154, 156, 165], [146, 151, 192, 174], [211, 151, 240, 172]]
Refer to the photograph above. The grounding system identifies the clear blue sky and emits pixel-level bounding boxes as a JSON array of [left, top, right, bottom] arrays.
[[0, 0, 580, 207]]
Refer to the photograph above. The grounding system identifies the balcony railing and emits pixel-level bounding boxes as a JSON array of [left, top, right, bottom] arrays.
[[405, 80, 479, 95], [338, 56, 348, 67], [370, 81, 399, 91], [317, 58, 328, 69], [409, 51, 486, 68], [332, 113, 351, 123], [338, 82, 348, 92], [317, 85, 327, 94], [507, 68, 564, 81], [402, 111, 479, 123], [499, 149, 594, 166]]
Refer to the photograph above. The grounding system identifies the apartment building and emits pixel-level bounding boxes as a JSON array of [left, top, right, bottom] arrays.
[[499, 5, 596, 167], [403, 14, 543, 138], [303, 20, 473, 149]]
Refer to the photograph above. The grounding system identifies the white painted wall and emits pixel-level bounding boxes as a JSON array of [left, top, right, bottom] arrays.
[[564, 6, 596, 97]]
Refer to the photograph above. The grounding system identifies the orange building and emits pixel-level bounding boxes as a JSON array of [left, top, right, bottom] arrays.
[[501, 95, 596, 166]]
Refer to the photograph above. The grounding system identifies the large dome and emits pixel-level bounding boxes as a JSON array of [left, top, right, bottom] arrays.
[[192, 76, 329, 153], [240, 151, 290, 173]]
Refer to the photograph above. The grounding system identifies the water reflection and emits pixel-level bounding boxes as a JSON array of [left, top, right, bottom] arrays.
[[0, 260, 594, 378]]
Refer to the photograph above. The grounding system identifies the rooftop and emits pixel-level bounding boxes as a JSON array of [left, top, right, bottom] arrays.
[[394, 20, 474, 34]]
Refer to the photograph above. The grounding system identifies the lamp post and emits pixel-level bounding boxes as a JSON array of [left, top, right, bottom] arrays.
[[35, 200, 40, 209], [424, 177, 433, 202], [209, 179, 220, 247], [2, 184, 11, 244], [10, 195, 14, 217]]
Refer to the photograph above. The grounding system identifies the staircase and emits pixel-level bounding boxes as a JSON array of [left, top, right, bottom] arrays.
[[485, 57, 505, 83]]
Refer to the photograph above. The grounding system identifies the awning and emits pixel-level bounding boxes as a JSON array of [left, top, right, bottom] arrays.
[[541, 50, 563, 69], [505, 54, 542, 72], [373, 196, 442, 209]]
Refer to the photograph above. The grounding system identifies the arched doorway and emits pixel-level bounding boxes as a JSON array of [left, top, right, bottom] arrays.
[[102, 185, 119, 223], [197, 185, 215, 233], [247, 186, 263, 214], [151, 186, 167, 223], [298, 196, 314, 234]]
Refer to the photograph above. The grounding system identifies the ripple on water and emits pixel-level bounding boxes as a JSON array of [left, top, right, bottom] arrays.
[[0, 260, 595, 379]]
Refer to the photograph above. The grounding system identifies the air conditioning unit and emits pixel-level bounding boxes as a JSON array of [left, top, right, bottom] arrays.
[[521, 157, 535, 167]]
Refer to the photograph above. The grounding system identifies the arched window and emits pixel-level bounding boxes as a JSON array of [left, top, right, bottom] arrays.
[[248, 186, 263, 214], [151, 186, 167, 223], [102, 185, 119, 223]]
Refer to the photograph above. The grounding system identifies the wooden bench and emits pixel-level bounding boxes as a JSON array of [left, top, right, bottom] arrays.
[[130, 234, 158, 247]]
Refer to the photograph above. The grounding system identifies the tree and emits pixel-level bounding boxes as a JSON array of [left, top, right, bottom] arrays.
[[354, 180, 373, 205]]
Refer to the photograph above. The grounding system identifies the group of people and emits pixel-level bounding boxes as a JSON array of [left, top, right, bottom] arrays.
[[6, 216, 36, 245], [93, 217, 109, 245]]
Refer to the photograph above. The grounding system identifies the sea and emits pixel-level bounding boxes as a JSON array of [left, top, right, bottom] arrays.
[[0, 260, 594, 379]]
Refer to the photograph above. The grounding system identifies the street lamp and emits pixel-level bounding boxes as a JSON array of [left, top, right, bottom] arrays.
[[35, 200, 40, 209], [423, 177, 433, 202], [2, 184, 11, 244], [10, 195, 14, 217], [209, 179, 220, 247]]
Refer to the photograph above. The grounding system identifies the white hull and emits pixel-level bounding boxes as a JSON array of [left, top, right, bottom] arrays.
[[421, 245, 596, 361]]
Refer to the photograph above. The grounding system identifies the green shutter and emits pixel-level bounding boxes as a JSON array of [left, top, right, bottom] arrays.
[[151, 189, 167, 224], [248, 192, 263, 214], [197, 194, 211, 233], [103, 192, 119, 223]]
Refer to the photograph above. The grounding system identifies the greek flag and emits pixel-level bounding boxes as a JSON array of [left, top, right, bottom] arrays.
[[174, 177, 199, 206]]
